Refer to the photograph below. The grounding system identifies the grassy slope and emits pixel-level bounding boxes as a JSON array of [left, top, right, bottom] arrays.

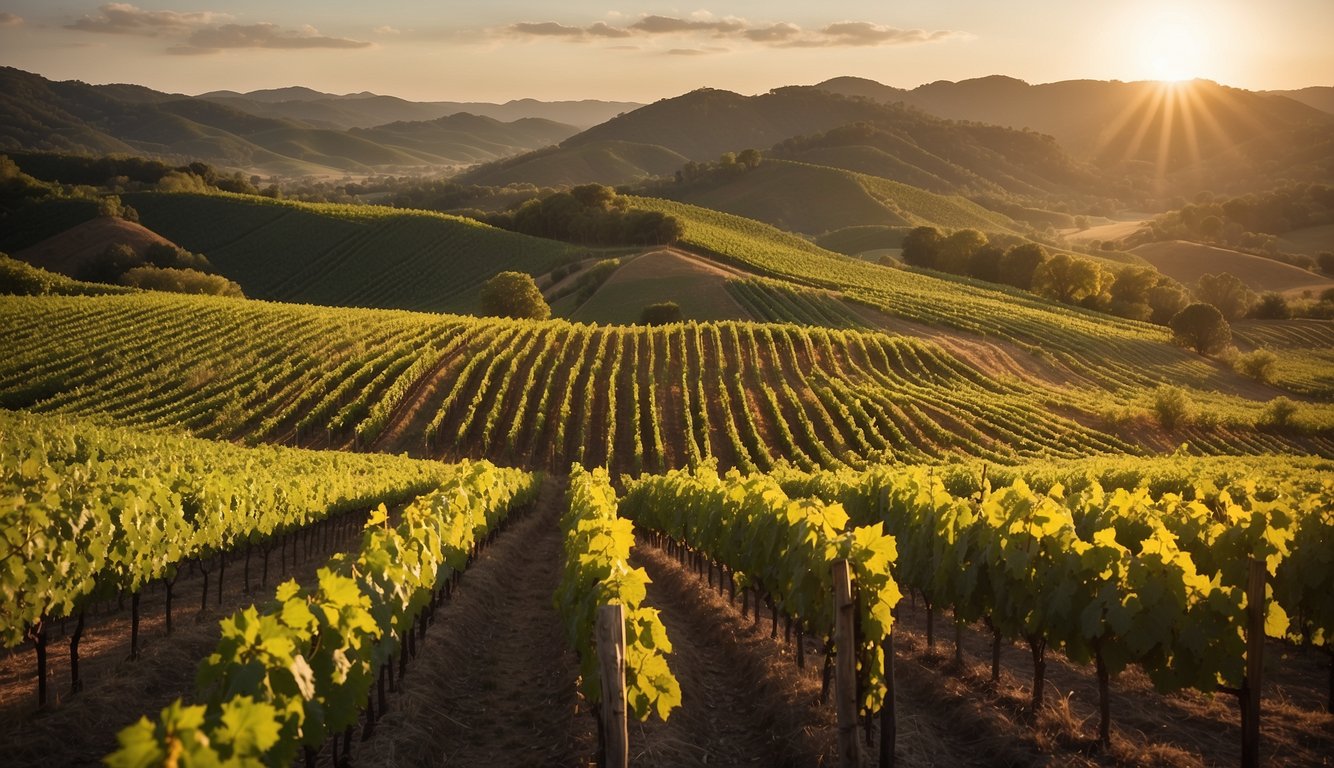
[[659, 160, 1022, 236], [459, 140, 689, 187], [123, 192, 581, 313], [567, 250, 749, 324], [1132, 240, 1334, 296]]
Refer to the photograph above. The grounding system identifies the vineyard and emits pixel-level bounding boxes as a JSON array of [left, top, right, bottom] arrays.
[[3, 206, 1333, 767], [4, 408, 1330, 765], [3, 294, 1330, 482]]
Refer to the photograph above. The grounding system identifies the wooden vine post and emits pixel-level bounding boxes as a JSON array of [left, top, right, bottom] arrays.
[[1241, 558, 1265, 768], [832, 560, 862, 768], [597, 603, 629, 768]]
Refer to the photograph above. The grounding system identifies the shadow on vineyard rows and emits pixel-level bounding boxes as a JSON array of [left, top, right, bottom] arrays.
[[0, 507, 376, 765]]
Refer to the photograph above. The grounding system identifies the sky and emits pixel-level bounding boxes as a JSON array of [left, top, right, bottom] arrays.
[[0, 1, 1330, 102]]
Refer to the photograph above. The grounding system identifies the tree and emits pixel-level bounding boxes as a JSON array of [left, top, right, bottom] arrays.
[[479, 271, 550, 320], [1108, 266, 1158, 320], [1032, 254, 1108, 304], [997, 243, 1048, 289], [1169, 303, 1232, 354], [1147, 281, 1190, 325], [936, 229, 988, 275], [966, 245, 1006, 283], [737, 149, 762, 169], [81, 243, 142, 283], [1250, 292, 1291, 320], [1317, 252, 1334, 276], [640, 301, 683, 325], [900, 226, 943, 269], [1195, 272, 1256, 320]]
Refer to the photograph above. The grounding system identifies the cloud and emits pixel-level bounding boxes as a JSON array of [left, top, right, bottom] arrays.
[[65, 3, 226, 35], [510, 21, 584, 37], [743, 23, 800, 42], [587, 22, 632, 38], [170, 23, 371, 54], [815, 22, 957, 47], [631, 15, 745, 34], [374, 26, 400, 35], [502, 14, 962, 49], [0, 12, 23, 28], [665, 47, 728, 56]]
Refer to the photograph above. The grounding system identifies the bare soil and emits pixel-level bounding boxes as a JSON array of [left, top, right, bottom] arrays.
[[356, 476, 592, 768]]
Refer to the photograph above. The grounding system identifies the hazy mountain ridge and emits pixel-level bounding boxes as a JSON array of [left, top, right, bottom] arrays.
[[196, 86, 642, 130], [815, 75, 1334, 194], [0, 67, 592, 176]]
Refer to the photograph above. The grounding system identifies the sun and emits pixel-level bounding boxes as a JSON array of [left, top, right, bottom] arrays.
[[1137, 11, 1208, 82]]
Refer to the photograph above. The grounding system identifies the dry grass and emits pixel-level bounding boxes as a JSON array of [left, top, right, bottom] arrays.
[[1132, 240, 1334, 296]]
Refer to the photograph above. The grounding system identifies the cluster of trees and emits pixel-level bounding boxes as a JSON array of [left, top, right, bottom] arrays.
[[4, 152, 264, 196], [897, 226, 1191, 324], [1137, 184, 1334, 270], [82, 242, 211, 284], [80, 241, 243, 298], [388, 179, 547, 214], [674, 149, 762, 185], [119, 266, 244, 297], [485, 185, 683, 246]]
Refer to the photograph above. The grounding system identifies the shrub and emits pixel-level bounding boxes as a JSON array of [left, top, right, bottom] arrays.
[[1232, 348, 1278, 383], [120, 266, 244, 297], [640, 301, 683, 326], [1257, 397, 1299, 432], [1152, 385, 1192, 431]]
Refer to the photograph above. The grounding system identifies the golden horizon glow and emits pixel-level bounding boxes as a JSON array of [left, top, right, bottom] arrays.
[[1136, 9, 1212, 83]]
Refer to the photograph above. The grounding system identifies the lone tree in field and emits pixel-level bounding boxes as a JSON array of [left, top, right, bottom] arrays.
[[479, 271, 550, 320], [1169, 302, 1231, 354], [640, 301, 683, 325]]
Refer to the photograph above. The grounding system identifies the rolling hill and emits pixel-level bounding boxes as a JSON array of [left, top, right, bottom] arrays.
[[119, 192, 583, 313], [1131, 240, 1334, 296], [477, 85, 1104, 200], [457, 139, 689, 187], [651, 159, 1021, 235], [13, 217, 179, 277], [815, 75, 1334, 195], [0, 67, 583, 176]]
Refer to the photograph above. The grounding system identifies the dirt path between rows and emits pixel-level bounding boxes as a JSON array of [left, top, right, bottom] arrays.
[[630, 544, 837, 767], [358, 476, 591, 767]]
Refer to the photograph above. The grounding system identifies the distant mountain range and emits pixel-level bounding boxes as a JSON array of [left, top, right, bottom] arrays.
[[0, 67, 594, 176], [463, 85, 1103, 202], [195, 86, 642, 131], [2, 65, 1329, 202], [814, 75, 1334, 192]]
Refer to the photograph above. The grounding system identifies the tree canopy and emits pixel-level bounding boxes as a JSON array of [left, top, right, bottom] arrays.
[[1169, 302, 1232, 354], [479, 271, 550, 320]]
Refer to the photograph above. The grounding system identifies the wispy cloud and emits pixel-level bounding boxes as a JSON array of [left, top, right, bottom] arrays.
[[502, 14, 962, 49], [65, 3, 227, 35], [0, 12, 24, 28], [169, 23, 372, 54], [63, 4, 371, 55]]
